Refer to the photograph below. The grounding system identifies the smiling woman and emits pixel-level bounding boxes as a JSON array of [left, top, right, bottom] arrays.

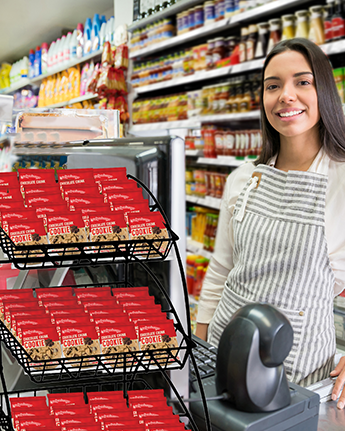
[[195, 38, 345, 410]]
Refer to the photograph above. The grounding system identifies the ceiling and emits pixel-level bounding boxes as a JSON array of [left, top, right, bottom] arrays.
[[0, 0, 114, 64]]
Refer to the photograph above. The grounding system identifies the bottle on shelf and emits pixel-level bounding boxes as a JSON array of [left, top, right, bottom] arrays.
[[76, 23, 84, 58], [69, 29, 78, 60], [34, 46, 41, 77], [47, 41, 55, 71], [58, 35, 66, 65], [246, 24, 258, 61], [295, 10, 310, 39], [267, 18, 282, 53], [324, 1, 335, 42], [41, 43, 48, 75], [63, 32, 72, 66], [255, 22, 269, 59], [83, 18, 92, 55], [332, 0, 345, 41], [281, 14, 295, 40], [28, 49, 35, 79], [239, 27, 249, 63], [308, 5, 325, 44]]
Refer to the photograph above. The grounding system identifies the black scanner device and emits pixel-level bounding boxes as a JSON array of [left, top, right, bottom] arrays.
[[190, 304, 320, 431]]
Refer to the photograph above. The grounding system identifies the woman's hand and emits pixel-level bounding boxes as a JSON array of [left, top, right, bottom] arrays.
[[330, 356, 345, 409]]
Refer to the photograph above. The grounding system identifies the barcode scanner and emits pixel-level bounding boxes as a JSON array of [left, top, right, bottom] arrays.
[[215, 303, 294, 413]]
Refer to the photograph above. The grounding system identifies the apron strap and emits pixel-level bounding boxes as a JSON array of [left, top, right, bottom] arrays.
[[235, 176, 259, 222]]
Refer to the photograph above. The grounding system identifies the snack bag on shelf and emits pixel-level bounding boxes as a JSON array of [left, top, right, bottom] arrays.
[[87, 63, 101, 95], [106, 189, 144, 206], [17, 417, 60, 430], [136, 406, 174, 424], [10, 308, 47, 337], [35, 287, 73, 306], [21, 325, 62, 369], [80, 298, 121, 314], [59, 417, 94, 431], [53, 406, 90, 427], [112, 202, 150, 224], [80, 63, 90, 96], [57, 169, 96, 191], [26, 193, 65, 208], [8, 220, 48, 258], [89, 212, 129, 244], [93, 167, 127, 184], [93, 316, 131, 337], [99, 323, 139, 365], [16, 316, 54, 343], [3, 299, 39, 329], [101, 179, 138, 198], [12, 409, 50, 431], [98, 97, 107, 109], [102, 41, 113, 66], [47, 212, 88, 251], [114, 96, 129, 123], [74, 286, 112, 304], [47, 392, 86, 413], [42, 299, 80, 314], [60, 321, 101, 367], [0, 290, 34, 322], [18, 169, 56, 193], [112, 286, 149, 302], [114, 44, 129, 70], [35, 203, 68, 228], [0, 188, 23, 202], [71, 204, 111, 233], [62, 184, 100, 205], [68, 196, 105, 212]]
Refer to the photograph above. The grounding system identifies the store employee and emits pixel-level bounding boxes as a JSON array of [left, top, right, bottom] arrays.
[[195, 38, 345, 410]]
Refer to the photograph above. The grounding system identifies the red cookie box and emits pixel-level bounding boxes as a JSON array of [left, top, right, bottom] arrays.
[[87, 391, 124, 409], [10, 395, 48, 413], [23, 185, 61, 205], [35, 203, 68, 227], [90, 400, 127, 422], [26, 193, 65, 207], [131, 315, 168, 338], [136, 406, 174, 424], [12, 408, 50, 431], [47, 392, 85, 415], [21, 325, 61, 368], [93, 316, 131, 338], [0, 201, 25, 217], [71, 204, 111, 230], [10, 308, 47, 336], [18, 169, 56, 194], [98, 412, 135, 430], [144, 417, 182, 431], [127, 389, 165, 402], [3, 299, 39, 329], [93, 167, 127, 184], [88, 307, 127, 323], [54, 406, 91, 427], [0, 188, 22, 201], [49, 307, 87, 324], [35, 287, 74, 306], [148, 425, 186, 431], [126, 305, 163, 322], [60, 322, 101, 367], [63, 426, 102, 431], [8, 220, 48, 251], [75, 286, 112, 304], [0, 289, 34, 321], [81, 299, 121, 314], [0, 172, 19, 188], [62, 184, 101, 204], [89, 212, 129, 243], [1, 209, 37, 232], [138, 320, 179, 362], [42, 298, 80, 314], [16, 316, 53, 343], [19, 417, 60, 431], [118, 298, 156, 310], [107, 190, 144, 207], [60, 417, 97, 431], [131, 400, 169, 416], [55, 316, 93, 339], [112, 202, 150, 224], [102, 180, 138, 202], [57, 169, 95, 191], [98, 324, 139, 364], [47, 212, 88, 245], [102, 418, 141, 430], [69, 196, 105, 212], [112, 287, 150, 302]]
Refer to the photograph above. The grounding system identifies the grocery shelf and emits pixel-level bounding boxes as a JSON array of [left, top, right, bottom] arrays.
[[230, 58, 265, 74], [186, 195, 222, 210], [129, 0, 205, 31], [197, 156, 247, 167], [320, 39, 345, 56], [44, 93, 98, 109], [187, 237, 213, 260], [200, 110, 261, 122], [134, 66, 233, 94], [0, 50, 103, 94], [130, 119, 201, 132], [130, 111, 261, 132], [185, 149, 204, 157], [129, 19, 230, 59]]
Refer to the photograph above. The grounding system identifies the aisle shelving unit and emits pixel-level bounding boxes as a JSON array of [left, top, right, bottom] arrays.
[[0, 175, 211, 431], [186, 195, 222, 211], [187, 237, 213, 261]]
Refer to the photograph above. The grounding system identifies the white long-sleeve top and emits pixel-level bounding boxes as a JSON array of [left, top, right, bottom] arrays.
[[197, 149, 345, 324]]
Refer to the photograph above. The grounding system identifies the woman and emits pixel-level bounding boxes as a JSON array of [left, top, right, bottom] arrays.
[[195, 38, 345, 409]]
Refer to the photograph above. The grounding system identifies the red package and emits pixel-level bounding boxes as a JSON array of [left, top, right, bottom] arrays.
[[8, 220, 48, 255], [106, 427, 144, 431], [148, 425, 186, 431], [99, 324, 139, 364], [0, 289, 34, 321], [47, 212, 88, 245], [10, 395, 48, 412], [10, 308, 47, 336], [137, 407, 174, 424], [21, 325, 61, 368], [112, 202, 150, 224], [101, 180, 137, 195], [0, 172, 19, 188], [35, 203, 68, 227], [16, 316, 55, 344], [64, 426, 101, 431], [114, 96, 129, 124], [102, 419, 140, 430], [131, 315, 168, 338], [0, 188, 22, 201], [57, 169, 95, 190], [60, 417, 95, 431], [12, 409, 49, 431], [42, 298, 79, 310], [112, 287, 149, 302], [60, 321, 101, 366], [3, 299, 39, 328], [94, 316, 130, 337], [131, 400, 168, 416], [87, 63, 102, 94], [90, 400, 127, 421], [98, 411, 134, 426], [47, 392, 85, 415], [138, 320, 178, 363], [68, 196, 105, 211], [62, 185, 100, 204], [0, 201, 24, 215], [89, 307, 126, 323], [120, 297, 156, 310], [126, 305, 163, 321], [1, 209, 37, 232], [35, 287, 73, 306], [127, 389, 165, 401], [18, 169, 56, 193], [55, 316, 93, 339], [24, 185, 60, 198], [93, 168, 127, 184], [49, 307, 86, 324], [114, 44, 129, 70], [19, 417, 59, 431], [54, 406, 90, 426], [144, 417, 182, 430], [75, 287, 112, 304], [89, 212, 128, 243], [107, 190, 144, 206], [81, 299, 121, 313], [26, 193, 64, 207], [87, 391, 124, 406]]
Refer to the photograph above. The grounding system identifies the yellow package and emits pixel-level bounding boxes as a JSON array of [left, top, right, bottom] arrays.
[[59, 70, 68, 103], [68, 64, 81, 99], [37, 78, 46, 107]]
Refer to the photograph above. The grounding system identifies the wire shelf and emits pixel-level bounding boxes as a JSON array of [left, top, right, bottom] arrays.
[[0, 226, 177, 270]]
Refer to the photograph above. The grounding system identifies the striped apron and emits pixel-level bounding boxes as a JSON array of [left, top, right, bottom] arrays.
[[208, 164, 336, 387]]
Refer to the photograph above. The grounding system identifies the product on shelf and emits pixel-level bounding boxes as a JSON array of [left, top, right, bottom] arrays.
[[130, 19, 175, 52], [186, 167, 228, 199], [186, 254, 209, 297], [333, 67, 345, 103]]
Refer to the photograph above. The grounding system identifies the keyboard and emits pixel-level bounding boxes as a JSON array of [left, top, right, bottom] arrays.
[[190, 334, 218, 382]]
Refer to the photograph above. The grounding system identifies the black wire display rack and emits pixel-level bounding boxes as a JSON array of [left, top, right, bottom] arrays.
[[0, 174, 212, 431]]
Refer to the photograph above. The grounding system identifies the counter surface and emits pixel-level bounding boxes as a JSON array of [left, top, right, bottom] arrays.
[[318, 400, 345, 430]]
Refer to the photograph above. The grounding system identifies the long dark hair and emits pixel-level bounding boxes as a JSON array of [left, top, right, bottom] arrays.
[[255, 38, 345, 166]]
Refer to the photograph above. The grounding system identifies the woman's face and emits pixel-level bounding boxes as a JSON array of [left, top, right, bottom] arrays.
[[263, 50, 320, 139]]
